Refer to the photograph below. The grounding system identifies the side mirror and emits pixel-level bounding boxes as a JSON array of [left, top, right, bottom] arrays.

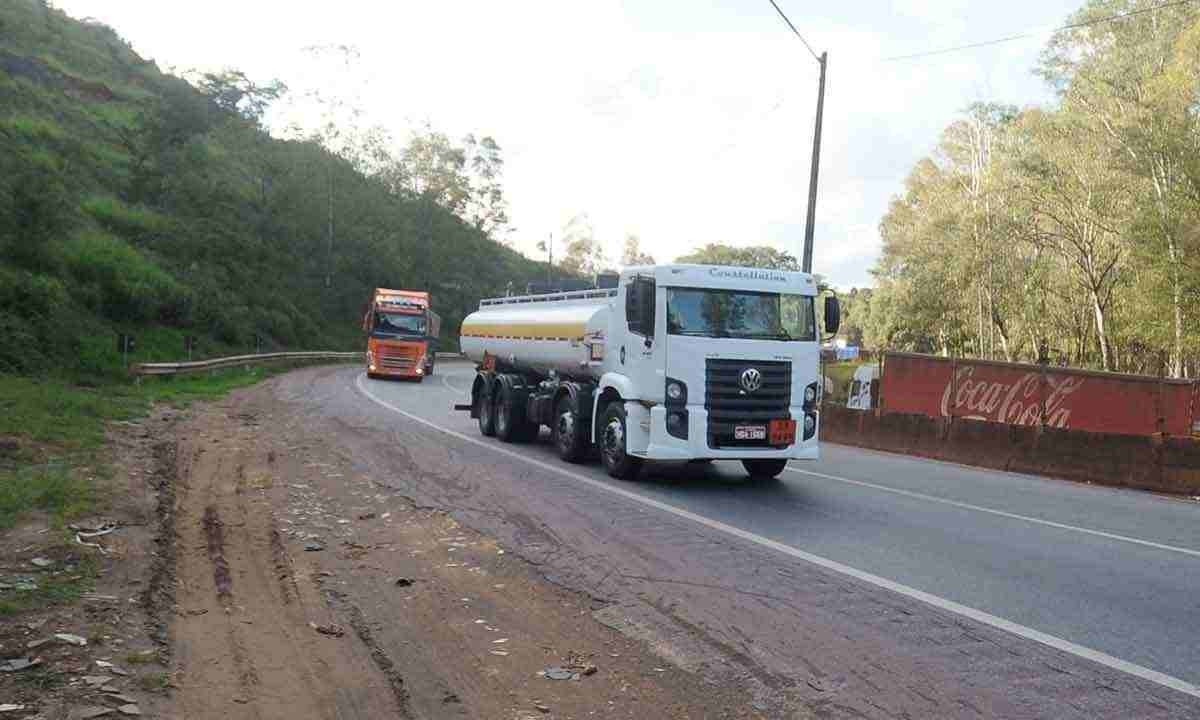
[[824, 296, 841, 335]]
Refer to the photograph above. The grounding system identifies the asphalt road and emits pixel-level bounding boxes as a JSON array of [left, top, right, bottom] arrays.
[[283, 362, 1200, 718]]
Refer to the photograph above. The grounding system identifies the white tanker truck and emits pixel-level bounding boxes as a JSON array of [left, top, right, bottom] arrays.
[[456, 264, 839, 480]]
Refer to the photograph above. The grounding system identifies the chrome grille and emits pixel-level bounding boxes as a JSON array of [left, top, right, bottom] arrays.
[[705, 359, 791, 448]]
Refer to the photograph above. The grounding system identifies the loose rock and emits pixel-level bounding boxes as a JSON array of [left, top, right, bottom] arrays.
[[31, 557, 54, 568], [72, 708, 114, 719], [310, 622, 345, 637], [394, 577, 414, 587], [0, 658, 41, 673], [117, 705, 141, 717], [0, 704, 27, 712], [543, 667, 573, 681], [55, 633, 89, 647], [304, 542, 325, 552]]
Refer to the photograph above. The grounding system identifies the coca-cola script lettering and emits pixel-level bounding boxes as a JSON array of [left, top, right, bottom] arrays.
[[939, 367, 1084, 429]]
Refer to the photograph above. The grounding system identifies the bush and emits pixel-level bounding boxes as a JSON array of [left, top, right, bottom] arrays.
[[0, 160, 72, 273], [0, 269, 79, 373], [64, 230, 191, 325], [81, 195, 169, 238]]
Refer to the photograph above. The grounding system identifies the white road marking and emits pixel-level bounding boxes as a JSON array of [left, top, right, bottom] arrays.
[[785, 467, 1200, 559], [354, 373, 1200, 700], [440, 372, 467, 396]]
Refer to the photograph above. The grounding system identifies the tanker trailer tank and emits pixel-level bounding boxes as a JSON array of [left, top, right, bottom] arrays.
[[459, 288, 614, 379]]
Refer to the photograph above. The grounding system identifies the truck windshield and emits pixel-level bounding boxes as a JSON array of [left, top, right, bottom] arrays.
[[666, 288, 816, 341], [374, 312, 426, 337]]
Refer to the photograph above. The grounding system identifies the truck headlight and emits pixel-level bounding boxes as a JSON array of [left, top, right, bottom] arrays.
[[804, 385, 816, 404], [665, 377, 687, 406]]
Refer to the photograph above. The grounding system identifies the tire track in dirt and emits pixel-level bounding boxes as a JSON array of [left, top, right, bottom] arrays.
[[167, 395, 405, 720]]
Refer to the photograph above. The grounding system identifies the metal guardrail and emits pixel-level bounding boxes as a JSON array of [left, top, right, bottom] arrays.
[[132, 350, 467, 377], [131, 351, 362, 377]]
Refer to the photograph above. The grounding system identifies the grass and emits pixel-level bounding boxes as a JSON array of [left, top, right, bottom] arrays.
[[125, 651, 158, 665], [0, 553, 99, 615], [0, 364, 291, 532], [82, 195, 170, 235], [138, 672, 172, 693], [0, 465, 94, 530], [4, 114, 66, 142]]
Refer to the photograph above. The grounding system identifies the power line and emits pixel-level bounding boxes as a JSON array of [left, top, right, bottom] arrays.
[[882, 0, 1195, 62], [767, 0, 821, 62]]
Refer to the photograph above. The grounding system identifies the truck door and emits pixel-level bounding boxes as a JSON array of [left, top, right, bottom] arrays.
[[622, 275, 663, 402]]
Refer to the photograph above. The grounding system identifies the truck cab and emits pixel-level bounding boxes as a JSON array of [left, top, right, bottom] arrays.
[[605, 265, 836, 474], [363, 289, 441, 381]]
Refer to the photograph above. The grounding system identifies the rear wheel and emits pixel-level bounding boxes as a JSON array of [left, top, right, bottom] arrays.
[[554, 396, 588, 462], [495, 380, 537, 443], [476, 382, 497, 436], [742, 459, 787, 480], [600, 403, 642, 480]]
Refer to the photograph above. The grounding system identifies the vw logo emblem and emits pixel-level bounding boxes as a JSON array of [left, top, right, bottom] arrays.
[[739, 367, 763, 393]]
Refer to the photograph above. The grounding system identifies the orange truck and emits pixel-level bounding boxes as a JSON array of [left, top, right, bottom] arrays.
[[362, 288, 442, 381]]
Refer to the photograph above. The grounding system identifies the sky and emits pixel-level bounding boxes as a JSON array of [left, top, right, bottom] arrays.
[[55, 0, 1085, 289]]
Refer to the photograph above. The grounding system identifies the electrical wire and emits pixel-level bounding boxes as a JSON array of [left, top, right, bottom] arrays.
[[882, 0, 1195, 62], [767, 0, 822, 62]]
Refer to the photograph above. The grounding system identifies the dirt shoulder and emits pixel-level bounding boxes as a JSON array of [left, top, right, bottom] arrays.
[[160, 375, 762, 720]]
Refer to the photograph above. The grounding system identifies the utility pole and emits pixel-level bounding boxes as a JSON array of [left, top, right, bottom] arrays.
[[326, 155, 334, 288], [801, 51, 827, 274], [547, 232, 553, 287]]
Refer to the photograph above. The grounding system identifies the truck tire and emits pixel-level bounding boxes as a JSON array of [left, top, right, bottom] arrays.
[[495, 379, 537, 443], [742, 459, 787, 480], [476, 382, 497, 437], [600, 403, 642, 480], [554, 395, 588, 463]]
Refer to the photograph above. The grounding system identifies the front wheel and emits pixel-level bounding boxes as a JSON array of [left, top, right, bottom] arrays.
[[742, 459, 788, 480], [600, 403, 642, 480]]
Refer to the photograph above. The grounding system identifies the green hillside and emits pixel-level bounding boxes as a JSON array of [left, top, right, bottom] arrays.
[[0, 0, 545, 376]]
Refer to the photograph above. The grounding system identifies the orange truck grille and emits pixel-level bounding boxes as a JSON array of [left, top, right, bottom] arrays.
[[377, 345, 421, 371]]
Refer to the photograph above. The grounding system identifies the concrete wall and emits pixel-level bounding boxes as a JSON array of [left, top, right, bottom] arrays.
[[821, 404, 1200, 496]]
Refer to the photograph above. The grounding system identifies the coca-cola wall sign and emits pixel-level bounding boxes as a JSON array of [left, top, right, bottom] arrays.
[[880, 352, 1198, 437]]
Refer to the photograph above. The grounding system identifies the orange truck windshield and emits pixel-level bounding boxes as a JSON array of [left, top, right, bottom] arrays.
[[373, 312, 426, 337]]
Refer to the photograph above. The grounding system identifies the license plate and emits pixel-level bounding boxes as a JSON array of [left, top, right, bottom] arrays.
[[734, 425, 766, 440]]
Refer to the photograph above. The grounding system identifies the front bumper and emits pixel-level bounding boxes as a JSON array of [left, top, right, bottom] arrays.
[[625, 404, 819, 461]]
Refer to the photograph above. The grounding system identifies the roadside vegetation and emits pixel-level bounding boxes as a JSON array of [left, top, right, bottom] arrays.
[[0, 366, 298, 533], [846, 1, 1200, 377], [0, 0, 550, 588], [0, 0, 546, 382]]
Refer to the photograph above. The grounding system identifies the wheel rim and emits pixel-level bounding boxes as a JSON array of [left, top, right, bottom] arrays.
[[556, 410, 574, 452], [481, 395, 493, 425], [602, 417, 624, 466], [497, 401, 509, 434]]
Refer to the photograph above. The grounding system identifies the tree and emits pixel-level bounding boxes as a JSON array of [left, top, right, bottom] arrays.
[[194, 69, 286, 126], [463, 134, 511, 241], [559, 214, 607, 276], [1041, 0, 1200, 376], [620, 234, 655, 266], [675, 243, 800, 270]]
